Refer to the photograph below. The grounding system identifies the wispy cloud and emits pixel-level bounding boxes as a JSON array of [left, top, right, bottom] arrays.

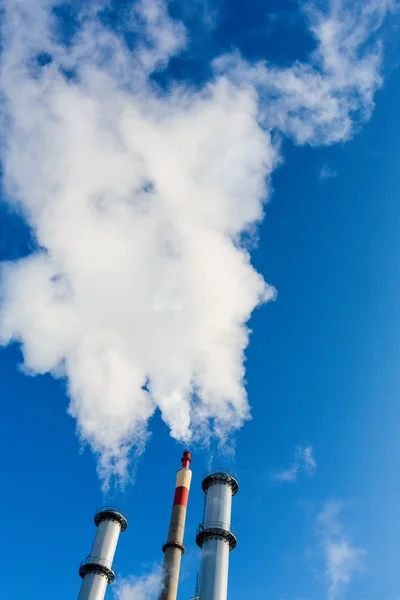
[[273, 444, 317, 483], [216, 0, 396, 145], [113, 568, 161, 600], [320, 164, 338, 181], [183, 0, 222, 33], [317, 502, 366, 600]]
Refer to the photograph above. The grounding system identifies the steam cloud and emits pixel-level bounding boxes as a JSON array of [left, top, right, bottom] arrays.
[[273, 444, 317, 483], [0, 0, 393, 485], [317, 502, 366, 600], [113, 569, 160, 600]]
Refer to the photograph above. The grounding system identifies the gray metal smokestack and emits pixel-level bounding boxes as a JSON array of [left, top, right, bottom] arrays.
[[78, 507, 128, 600], [196, 470, 239, 600]]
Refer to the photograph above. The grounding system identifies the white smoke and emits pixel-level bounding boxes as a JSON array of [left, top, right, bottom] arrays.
[[0, 0, 394, 486], [113, 568, 161, 600], [317, 501, 366, 600], [273, 444, 317, 483]]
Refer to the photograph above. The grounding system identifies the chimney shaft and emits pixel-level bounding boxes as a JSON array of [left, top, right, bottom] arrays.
[[196, 471, 239, 600], [159, 451, 192, 600], [78, 507, 128, 600]]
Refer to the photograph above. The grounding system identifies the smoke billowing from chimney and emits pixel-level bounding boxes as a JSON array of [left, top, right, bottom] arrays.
[[0, 0, 392, 487]]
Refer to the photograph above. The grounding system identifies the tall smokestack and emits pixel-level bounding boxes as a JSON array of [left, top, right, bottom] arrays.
[[196, 470, 239, 600], [159, 450, 192, 600], [78, 507, 128, 600]]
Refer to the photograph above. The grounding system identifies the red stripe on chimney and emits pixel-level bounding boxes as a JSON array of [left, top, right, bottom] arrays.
[[173, 486, 189, 507]]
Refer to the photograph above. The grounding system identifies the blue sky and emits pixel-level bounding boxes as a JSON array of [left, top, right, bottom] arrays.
[[1, 1, 400, 599]]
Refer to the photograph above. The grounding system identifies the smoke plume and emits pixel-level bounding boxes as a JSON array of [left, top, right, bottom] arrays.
[[0, 0, 394, 486], [317, 501, 366, 600], [113, 569, 160, 600]]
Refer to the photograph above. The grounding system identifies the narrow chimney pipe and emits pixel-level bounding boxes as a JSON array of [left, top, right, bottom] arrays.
[[159, 451, 192, 600], [78, 507, 128, 600]]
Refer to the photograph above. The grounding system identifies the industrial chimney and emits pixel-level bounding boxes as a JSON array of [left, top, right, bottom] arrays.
[[159, 450, 192, 600], [78, 506, 128, 600], [196, 470, 239, 600]]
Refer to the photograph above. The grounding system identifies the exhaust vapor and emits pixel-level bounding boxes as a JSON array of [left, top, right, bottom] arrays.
[[0, 0, 393, 486]]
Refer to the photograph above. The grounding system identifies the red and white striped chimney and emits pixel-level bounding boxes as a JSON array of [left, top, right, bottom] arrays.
[[159, 451, 192, 600]]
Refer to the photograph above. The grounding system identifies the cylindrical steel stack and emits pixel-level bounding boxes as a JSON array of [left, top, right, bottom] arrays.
[[196, 471, 239, 600], [159, 451, 192, 600], [78, 507, 128, 600]]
